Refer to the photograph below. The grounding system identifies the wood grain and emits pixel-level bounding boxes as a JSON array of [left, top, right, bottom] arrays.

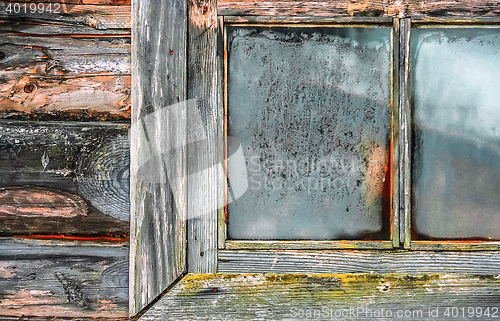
[[0, 21, 130, 35], [130, 0, 187, 315], [0, 2, 130, 30], [218, 250, 500, 274], [0, 237, 128, 318], [140, 272, 500, 320], [0, 35, 131, 120], [187, 0, 223, 274], [0, 75, 130, 120], [0, 35, 130, 73], [218, 0, 500, 18], [0, 120, 130, 234], [399, 18, 411, 248]]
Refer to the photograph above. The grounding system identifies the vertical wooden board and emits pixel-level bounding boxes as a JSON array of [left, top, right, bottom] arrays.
[[399, 18, 411, 248], [130, 0, 187, 316], [187, 0, 222, 273], [0, 238, 128, 318]]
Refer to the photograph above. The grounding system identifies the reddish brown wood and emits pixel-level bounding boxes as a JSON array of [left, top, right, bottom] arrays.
[[0, 187, 129, 235], [0, 187, 87, 218], [0, 75, 130, 120]]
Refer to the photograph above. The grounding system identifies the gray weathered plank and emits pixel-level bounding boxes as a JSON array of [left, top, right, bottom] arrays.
[[218, 250, 500, 274], [130, 0, 187, 315], [0, 35, 130, 73], [218, 0, 500, 18], [0, 22, 130, 35], [0, 237, 128, 318], [187, 0, 222, 273], [399, 18, 411, 248], [0, 120, 130, 234], [139, 273, 500, 320], [0, 2, 130, 30]]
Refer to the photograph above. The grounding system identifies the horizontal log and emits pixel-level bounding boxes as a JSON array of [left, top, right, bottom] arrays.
[[0, 20, 130, 34], [0, 120, 130, 234], [0, 2, 130, 30], [0, 35, 130, 73], [218, 250, 500, 274], [0, 35, 131, 119], [0, 75, 130, 120], [141, 272, 500, 320], [0, 237, 128, 318], [218, 0, 500, 18]]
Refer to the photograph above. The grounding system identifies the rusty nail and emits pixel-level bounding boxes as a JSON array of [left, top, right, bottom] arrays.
[[169, 50, 174, 55], [0, 51, 5, 61], [200, 251, 204, 256], [212, 287, 218, 292], [24, 83, 35, 93], [203, 6, 208, 13]]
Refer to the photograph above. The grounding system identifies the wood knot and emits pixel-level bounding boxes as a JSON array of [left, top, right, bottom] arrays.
[[24, 83, 35, 93], [202, 6, 208, 13], [0, 51, 5, 61]]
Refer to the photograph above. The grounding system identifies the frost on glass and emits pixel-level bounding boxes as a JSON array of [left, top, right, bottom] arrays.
[[412, 28, 500, 240], [226, 27, 392, 240]]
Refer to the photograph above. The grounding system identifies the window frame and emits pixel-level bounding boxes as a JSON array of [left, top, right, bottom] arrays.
[[220, 18, 400, 250], [406, 19, 500, 251], [218, 14, 500, 252]]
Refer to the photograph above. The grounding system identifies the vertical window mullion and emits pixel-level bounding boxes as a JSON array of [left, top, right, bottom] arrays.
[[399, 18, 412, 249]]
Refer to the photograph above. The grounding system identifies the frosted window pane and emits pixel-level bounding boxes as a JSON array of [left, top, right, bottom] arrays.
[[226, 26, 392, 240], [412, 28, 500, 240]]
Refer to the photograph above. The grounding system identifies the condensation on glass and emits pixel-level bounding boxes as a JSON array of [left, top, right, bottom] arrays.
[[412, 28, 500, 240], [226, 26, 392, 240]]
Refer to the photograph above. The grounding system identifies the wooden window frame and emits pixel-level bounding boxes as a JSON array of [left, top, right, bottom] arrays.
[[220, 18, 399, 251], [130, 0, 500, 316]]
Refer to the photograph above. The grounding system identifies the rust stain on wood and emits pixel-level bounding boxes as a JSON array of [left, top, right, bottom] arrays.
[[365, 143, 389, 206]]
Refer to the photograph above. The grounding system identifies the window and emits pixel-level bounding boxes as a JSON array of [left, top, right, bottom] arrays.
[[225, 25, 393, 242], [411, 26, 500, 246], [131, 0, 500, 316]]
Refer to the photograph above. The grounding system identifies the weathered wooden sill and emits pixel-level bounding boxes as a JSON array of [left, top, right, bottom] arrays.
[[138, 272, 500, 320]]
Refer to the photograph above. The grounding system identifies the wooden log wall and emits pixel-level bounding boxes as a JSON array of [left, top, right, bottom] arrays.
[[0, 0, 131, 318]]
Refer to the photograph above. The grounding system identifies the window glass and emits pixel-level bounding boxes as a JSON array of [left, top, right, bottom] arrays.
[[412, 28, 500, 240], [226, 26, 392, 240]]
